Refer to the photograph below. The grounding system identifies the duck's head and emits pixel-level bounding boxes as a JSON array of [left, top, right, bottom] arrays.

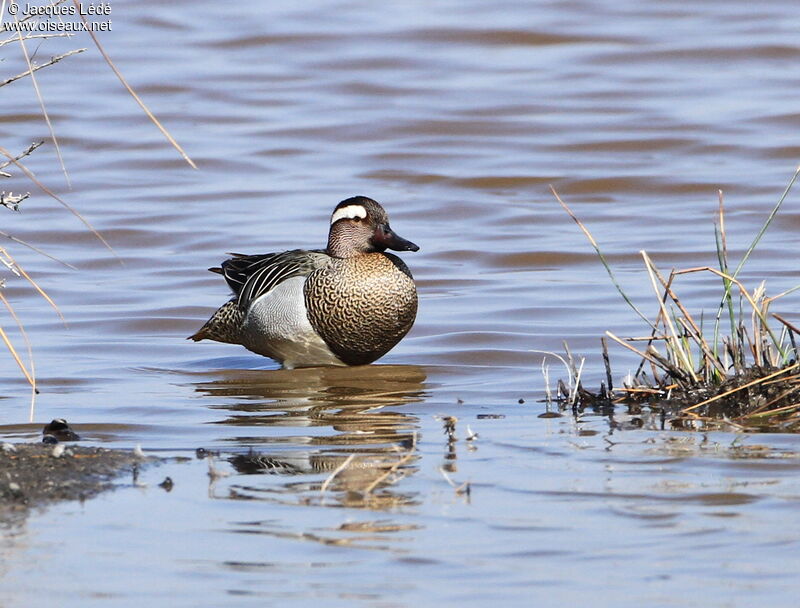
[[327, 196, 419, 258]]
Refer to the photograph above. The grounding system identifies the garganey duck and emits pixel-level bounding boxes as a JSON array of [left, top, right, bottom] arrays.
[[190, 196, 419, 369]]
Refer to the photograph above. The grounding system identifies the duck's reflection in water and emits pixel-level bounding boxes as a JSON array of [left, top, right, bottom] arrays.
[[194, 364, 428, 512]]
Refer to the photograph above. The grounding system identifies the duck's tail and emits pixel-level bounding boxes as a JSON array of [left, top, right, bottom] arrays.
[[188, 299, 244, 344]]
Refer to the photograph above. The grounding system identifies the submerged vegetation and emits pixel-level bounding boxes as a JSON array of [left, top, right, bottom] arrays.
[[548, 167, 800, 433]]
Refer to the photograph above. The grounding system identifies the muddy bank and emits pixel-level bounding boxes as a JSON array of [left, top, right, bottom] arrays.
[[0, 443, 148, 521]]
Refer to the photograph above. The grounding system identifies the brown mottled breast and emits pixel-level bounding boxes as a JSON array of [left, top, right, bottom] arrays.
[[303, 253, 417, 365]]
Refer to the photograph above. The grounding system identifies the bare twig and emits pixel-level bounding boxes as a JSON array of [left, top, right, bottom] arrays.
[[0, 47, 85, 88], [0, 33, 74, 47], [0, 141, 43, 174]]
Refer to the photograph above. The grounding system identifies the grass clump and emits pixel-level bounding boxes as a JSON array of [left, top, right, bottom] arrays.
[[549, 167, 800, 433]]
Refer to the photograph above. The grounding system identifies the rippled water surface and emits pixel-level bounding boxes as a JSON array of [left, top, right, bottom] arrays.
[[1, 1, 800, 606]]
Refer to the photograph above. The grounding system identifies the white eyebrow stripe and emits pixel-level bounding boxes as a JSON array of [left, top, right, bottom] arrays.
[[330, 204, 367, 224]]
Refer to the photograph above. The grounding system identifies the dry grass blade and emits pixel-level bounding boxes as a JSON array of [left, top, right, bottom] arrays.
[[632, 272, 675, 380], [675, 266, 785, 359], [772, 313, 800, 335], [652, 267, 704, 345], [717, 190, 728, 265], [0, 146, 117, 257], [765, 283, 800, 304], [639, 253, 726, 377], [11, 15, 74, 187], [73, 3, 197, 170], [12, 258, 66, 324], [0, 247, 66, 325], [0, 323, 34, 387], [640, 251, 697, 382], [0, 229, 77, 269], [530, 349, 582, 396], [0, 291, 36, 420], [604, 331, 669, 375], [676, 317, 727, 376]]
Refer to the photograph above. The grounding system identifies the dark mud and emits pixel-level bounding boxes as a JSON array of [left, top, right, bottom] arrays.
[[0, 443, 150, 521]]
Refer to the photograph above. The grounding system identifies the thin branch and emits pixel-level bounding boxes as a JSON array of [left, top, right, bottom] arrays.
[[0, 32, 74, 47], [0, 141, 43, 173], [0, 47, 85, 88]]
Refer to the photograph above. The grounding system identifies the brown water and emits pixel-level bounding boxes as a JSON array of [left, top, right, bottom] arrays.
[[1, 1, 800, 606]]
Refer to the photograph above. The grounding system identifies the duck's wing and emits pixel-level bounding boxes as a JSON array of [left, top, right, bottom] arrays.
[[216, 249, 329, 310]]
